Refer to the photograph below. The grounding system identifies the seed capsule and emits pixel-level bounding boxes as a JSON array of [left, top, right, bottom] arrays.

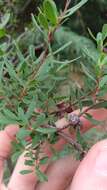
[[68, 113, 81, 127]]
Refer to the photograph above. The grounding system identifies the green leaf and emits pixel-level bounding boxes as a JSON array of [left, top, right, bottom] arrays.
[[43, 0, 58, 25], [88, 28, 96, 41], [25, 160, 34, 166], [99, 54, 107, 67], [34, 114, 46, 127], [102, 24, 107, 41], [18, 107, 28, 125], [4, 57, 24, 87], [0, 28, 6, 38], [31, 14, 44, 35], [36, 127, 56, 134], [0, 62, 4, 83], [14, 41, 26, 71], [93, 101, 107, 109], [80, 63, 96, 82], [0, 13, 10, 28], [3, 109, 17, 120], [0, 113, 18, 125], [40, 156, 49, 165], [62, 0, 88, 19], [96, 32, 103, 51], [37, 57, 52, 80], [52, 40, 72, 56], [20, 170, 33, 175], [99, 75, 107, 88], [26, 98, 36, 120], [36, 166, 48, 182], [56, 57, 81, 72], [0, 49, 4, 56], [76, 89, 83, 111], [29, 45, 37, 60], [32, 135, 42, 147], [17, 128, 31, 140], [38, 12, 49, 30], [12, 151, 22, 162], [97, 88, 107, 97]]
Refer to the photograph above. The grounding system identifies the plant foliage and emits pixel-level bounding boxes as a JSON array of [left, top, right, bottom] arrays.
[[1, 0, 107, 182]]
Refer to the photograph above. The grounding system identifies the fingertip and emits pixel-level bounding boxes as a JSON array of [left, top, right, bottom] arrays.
[[70, 139, 107, 190], [5, 124, 19, 139], [0, 125, 19, 159]]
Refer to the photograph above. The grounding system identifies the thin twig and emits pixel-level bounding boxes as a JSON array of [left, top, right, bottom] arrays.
[[58, 131, 85, 154], [47, 124, 85, 154], [63, 0, 71, 13], [78, 100, 107, 117]]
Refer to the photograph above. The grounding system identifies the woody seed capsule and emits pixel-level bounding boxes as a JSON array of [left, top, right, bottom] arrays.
[[68, 113, 81, 127]]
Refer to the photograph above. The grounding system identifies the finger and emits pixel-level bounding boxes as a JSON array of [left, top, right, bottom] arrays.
[[8, 140, 78, 190], [36, 155, 79, 190], [8, 150, 49, 190], [8, 133, 70, 190], [66, 186, 70, 190], [0, 124, 19, 158], [70, 139, 107, 190], [1, 184, 7, 190], [0, 124, 19, 184]]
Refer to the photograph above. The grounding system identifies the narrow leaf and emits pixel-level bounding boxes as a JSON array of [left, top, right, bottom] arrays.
[[99, 75, 107, 88], [102, 24, 107, 41], [20, 170, 33, 175], [0, 28, 6, 38], [80, 63, 96, 82], [0, 13, 10, 28], [26, 98, 36, 120], [36, 166, 48, 182], [36, 127, 56, 134], [38, 12, 49, 30], [43, 0, 58, 25], [4, 57, 24, 87], [62, 0, 88, 19], [52, 40, 72, 56], [0, 62, 4, 83], [17, 128, 31, 140], [3, 109, 17, 120]]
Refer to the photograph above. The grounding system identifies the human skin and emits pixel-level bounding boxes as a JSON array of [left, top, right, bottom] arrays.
[[0, 108, 107, 190]]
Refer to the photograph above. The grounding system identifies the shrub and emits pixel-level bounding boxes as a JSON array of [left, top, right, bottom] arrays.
[[1, 0, 107, 181]]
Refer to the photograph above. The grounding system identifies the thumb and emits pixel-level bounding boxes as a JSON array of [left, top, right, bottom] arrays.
[[0, 124, 19, 159], [70, 139, 107, 190], [0, 124, 19, 185]]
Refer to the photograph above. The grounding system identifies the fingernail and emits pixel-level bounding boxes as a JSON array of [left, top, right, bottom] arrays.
[[95, 146, 107, 176]]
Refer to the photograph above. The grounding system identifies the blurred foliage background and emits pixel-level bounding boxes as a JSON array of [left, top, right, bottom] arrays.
[[1, 0, 107, 35], [0, 0, 106, 72]]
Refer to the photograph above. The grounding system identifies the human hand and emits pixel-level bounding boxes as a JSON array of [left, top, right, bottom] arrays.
[[1, 108, 107, 190]]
